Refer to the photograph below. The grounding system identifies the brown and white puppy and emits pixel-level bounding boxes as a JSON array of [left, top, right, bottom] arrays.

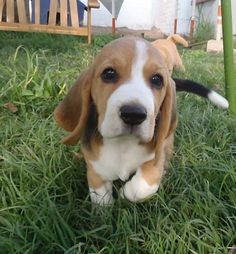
[[55, 37, 176, 205], [152, 34, 188, 74], [54, 36, 228, 205]]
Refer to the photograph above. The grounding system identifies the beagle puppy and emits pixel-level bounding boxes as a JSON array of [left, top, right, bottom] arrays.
[[54, 36, 228, 205], [152, 34, 189, 74]]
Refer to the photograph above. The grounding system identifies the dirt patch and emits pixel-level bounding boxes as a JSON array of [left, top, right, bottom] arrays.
[[92, 26, 164, 40]]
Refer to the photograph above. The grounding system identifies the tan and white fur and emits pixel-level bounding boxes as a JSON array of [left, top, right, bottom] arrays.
[[54, 37, 177, 205], [54, 36, 227, 206], [152, 34, 188, 74]]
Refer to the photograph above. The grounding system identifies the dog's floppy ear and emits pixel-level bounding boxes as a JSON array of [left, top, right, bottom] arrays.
[[155, 78, 177, 163], [54, 68, 93, 145]]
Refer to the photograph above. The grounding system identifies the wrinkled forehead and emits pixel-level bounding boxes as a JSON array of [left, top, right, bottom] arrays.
[[94, 37, 166, 71]]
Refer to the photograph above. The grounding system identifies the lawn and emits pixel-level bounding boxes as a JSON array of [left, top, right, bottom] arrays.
[[0, 32, 236, 254]]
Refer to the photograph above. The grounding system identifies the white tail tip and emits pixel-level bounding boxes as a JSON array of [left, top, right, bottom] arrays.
[[208, 91, 229, 109]]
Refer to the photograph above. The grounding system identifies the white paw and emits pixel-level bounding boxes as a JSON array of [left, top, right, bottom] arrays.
[[89, 182, 113, 206], [120, 169, 159, 202]]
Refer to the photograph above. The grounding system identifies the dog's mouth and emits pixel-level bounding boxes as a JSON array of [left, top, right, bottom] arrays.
[[121, 124, 142, 136], [101, 122, 154, 143]]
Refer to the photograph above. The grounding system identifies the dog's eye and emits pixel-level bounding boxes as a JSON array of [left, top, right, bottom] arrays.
[[150, 74, 163, 89], [101, 68, 119, 83]]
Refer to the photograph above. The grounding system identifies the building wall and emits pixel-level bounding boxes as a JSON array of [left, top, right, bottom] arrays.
[[83, 0, 192, 35], [195, 0, 236, 38], [232, 0, 236, 35], [154, 0, 176, 35], [81, 0, 236, 36], [195, 0, 218, 25], [195, 1, 218, 38], [81, 0, 155, 30], [177, 0, 192, 35], [154, 0, 192, 35]]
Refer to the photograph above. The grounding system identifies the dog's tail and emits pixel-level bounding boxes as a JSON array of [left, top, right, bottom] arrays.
[[173, 78, 229, 109], [167, 34, 189, 48]]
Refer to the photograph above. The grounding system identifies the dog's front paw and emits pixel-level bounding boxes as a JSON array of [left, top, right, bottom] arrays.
[[120, 169, 159, 202], [89, 182, 113, 206]]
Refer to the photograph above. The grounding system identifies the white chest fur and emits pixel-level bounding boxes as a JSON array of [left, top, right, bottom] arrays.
[[90, 136, 154, 181]]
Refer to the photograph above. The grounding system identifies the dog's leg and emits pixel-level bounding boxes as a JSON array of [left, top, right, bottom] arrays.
[[121, 136, 173, 202], [175, 53, 185, 72], [120, 154, 165, 202], [87, 164, 113, 205]]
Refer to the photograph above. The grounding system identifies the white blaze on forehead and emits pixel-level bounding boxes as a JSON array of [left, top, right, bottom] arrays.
[[106, 40, 154, 111], [100, 39, 155, 141], [132, 40, 148, 80]]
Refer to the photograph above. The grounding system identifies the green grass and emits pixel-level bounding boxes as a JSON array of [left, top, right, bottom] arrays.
[[0, 32, 236, 254], [192, 20, 215, 43]]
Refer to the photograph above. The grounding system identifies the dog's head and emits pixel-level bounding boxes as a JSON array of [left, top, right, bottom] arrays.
[[54, 37, 176, 156]]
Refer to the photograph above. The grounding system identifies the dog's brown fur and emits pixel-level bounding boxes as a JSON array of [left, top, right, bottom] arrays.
[[54, 37, 177, 204], [152, 34, 188, 74]]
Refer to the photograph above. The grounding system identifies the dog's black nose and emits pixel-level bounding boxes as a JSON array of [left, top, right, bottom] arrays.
[[120, 105, 147, 125]]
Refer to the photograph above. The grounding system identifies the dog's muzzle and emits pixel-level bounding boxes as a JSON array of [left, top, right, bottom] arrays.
[[119, 104, 147, 126]]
